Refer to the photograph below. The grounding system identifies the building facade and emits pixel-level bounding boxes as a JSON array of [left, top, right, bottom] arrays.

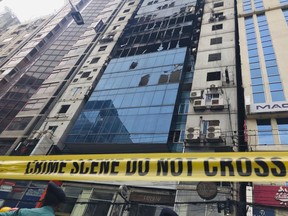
[[238, 0, 288, 215], [5, 0, 288, 215]]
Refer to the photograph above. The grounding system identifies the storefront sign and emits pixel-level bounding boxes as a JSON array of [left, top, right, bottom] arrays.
[[254, 185, 288, 208], [130, 192, 175, 204], [250, 102, 288, 114]]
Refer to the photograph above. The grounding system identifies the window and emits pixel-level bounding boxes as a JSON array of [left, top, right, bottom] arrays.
[[90, 57, 100, 64], [130, 61, 138, 69], [6, 117, 33, 131], [210, 37, 222, 45], [98, 46, 107, 51], [118, 17, 125, 21], [81, 71, 91, 78], [208, 53, 221, 61], [112, 25, 120, 30], [139, 74, 150, 86], [257, 119, 274, 145], [128, 1, 135, 5], [58, 105, 70, 113], [173, 130, 185, 142], [212, 24, 223, 31], [207, 71, 221, 81], [48, 126, 58, 133], [123, 9, 130, 13], [214, 2, 224, 8], [277, 119, 288, 144]]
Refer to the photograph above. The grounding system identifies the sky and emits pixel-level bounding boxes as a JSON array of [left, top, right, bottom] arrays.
[[0, 0, 66, 22]]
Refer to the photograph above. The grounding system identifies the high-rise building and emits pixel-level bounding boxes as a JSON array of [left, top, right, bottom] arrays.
[[238, 0, 288, 215], [0, 7, 20, 31], [2, 0, 287, 215]]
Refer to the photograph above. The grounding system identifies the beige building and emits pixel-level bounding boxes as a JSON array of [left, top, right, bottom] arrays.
[[238, 0, 288, 215]]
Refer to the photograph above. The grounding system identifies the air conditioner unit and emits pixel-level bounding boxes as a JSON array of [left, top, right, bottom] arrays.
[[206, 126, 222, 142], [190, 90, 202, 99], [27, 130, 42, 140], [193, 99, 206, 111], [210, 98, 224, 110], [185, 127, 200, 142]]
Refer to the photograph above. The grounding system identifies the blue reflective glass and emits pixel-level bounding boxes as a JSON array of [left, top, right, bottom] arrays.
[[252, 85, 264, 93], [248, 49, 259, 57], [271, 91, 285, 101], [253, 92, 266, 103], [265, 59, 277, 67], [65, 48, 187, 145], [283, 9, 288, 23], [268, 75, 281, 83], [277, 119, 288, 144], [251, 77, 264, 85], [270, 83, 283, 91], [250, 69, 262, 78], [266, 66, 279, 76], [257, 124, 274, 145]]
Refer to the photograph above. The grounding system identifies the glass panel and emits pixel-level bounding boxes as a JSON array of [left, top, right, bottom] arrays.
[[257, 120, 274, 145]]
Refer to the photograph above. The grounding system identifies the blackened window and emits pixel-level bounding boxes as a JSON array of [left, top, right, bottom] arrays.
[[208, 53, 221, 61], [210, 37, 222, 45], [212, 24, 223, 31], [207, 71, 221, 81], [81, 71, 91, 78], [90, 57, 100, 64], [118, 17, 125, 21], [214, 2, 224, 8], [58, 105, 70, 113], [130, 61, 138, 69], [139, 74, 150, 86], [98, 46, 107, 51]]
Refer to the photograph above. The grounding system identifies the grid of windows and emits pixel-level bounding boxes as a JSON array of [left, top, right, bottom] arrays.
[[243, 0, 252, 13], [0, 0, 108, 133], [245, 17, 265, 103], [257, 119, 274, 145], [254, 0, 264, 10], [283, 9, 288, 24], [257, 14, 285, 102], [65, 48, 187, 145]]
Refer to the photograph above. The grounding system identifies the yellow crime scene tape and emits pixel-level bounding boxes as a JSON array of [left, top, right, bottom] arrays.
[[0, 152, 287, 182]]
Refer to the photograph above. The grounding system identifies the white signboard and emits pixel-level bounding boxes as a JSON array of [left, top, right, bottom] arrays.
[[250, 101, 288, 114]]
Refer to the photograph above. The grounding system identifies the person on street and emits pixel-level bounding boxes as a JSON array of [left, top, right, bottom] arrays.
[[0, 182, 66, 216]]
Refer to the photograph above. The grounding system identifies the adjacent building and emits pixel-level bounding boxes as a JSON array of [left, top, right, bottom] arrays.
[[238, 0, 288, 215]]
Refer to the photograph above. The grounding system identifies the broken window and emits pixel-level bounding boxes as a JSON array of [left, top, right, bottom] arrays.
[[159, 74, 169, 84], [169, 70, 181, 83], [130, 61, 138, 69], [139, 74, 150, 86]]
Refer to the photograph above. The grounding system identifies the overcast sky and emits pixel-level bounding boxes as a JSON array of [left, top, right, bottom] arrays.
[[0, 0, 66, 22]]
